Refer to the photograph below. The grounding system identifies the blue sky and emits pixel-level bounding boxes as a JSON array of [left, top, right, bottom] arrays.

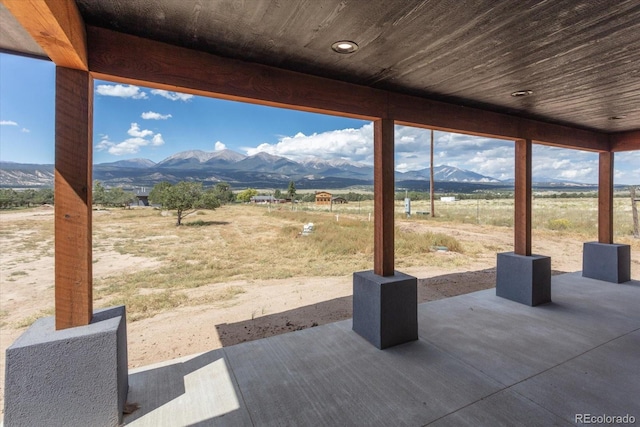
[[1, 53, 638, 184]]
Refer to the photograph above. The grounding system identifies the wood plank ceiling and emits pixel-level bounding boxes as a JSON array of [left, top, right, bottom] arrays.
[[71, 0, 640, 134], [1, 0, 639, 137]]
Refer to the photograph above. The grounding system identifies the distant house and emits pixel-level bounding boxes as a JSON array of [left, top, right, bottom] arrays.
[[332, 196, 348, 204], [250, 195, 277, 204], [440, 196, 456, 202], [135, 191, 150, 206], [315, 191, 332, 205]]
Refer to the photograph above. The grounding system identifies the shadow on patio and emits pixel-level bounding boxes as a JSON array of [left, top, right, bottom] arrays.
[[213, 268, 568, 348], [123, 272, 639, 426]]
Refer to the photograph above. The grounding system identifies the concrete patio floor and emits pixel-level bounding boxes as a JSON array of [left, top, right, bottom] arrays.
[[123, 272, 640, 426]]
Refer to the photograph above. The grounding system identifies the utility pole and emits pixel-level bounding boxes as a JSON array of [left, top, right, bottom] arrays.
[[430, 129, 435, 217], [631, 186, 639, 238]]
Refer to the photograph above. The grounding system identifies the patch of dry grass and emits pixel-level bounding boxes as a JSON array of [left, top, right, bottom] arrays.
[[90, 204, 468, 320], [406, 197, 634, 240], [4, 196, 637, 323], [0, 218, 54, 261], [13, 307, 55, 328]]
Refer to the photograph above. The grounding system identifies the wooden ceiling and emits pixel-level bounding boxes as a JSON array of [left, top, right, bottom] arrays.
[[1, 0, 639, 149]]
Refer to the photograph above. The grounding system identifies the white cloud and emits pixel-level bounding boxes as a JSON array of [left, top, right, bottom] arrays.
[[247, 124, 620, 183], [95, 123, 165, 155], [393, 127, 515, 177], [244, 124, 374, 163], [151, 134, 164, 146], [0, 120, 18, 126], [552, 159, 570, 169], [613, 151, 640, 185], [21, 128, 30, 133], [214, 141, 227, 151], [251, 123, 633, 183], [242, 124, 517, 178], [532, 145, 598, 183], [127, 122, 153, 138], [141, 111, 172, 120], [150, 89, 193, 101], [396, 163, 411, 173], [96, 84, 147, 99], [465, 145, 514, 179], [558, 168, 594, 180]]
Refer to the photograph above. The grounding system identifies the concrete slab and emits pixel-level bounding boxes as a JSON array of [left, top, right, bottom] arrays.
[[224, 321, 502, 426], [429, 389, 573, 426], [123, 350, 252, 426], [512, 330, 640, 424], [101, 272, 639, 427], [418, 273, 640, 385]]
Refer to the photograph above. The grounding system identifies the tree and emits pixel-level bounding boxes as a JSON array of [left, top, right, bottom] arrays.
[[0, 189, 18, 209], [287, 181, 297, 210], [152, 181, 220, 225], [93, 180, 107, 206], [18, 189, 36, 207], [105, 187, 136, 208], [33, 188, 54, 205], [274, 189, 282, 199], [212, 182, 235, 204], [149, 181, 172, 207], [237, 188, 258, 203], [287, 181, 296, 199]]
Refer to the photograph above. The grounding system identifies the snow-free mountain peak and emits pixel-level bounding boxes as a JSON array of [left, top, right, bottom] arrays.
[[156, 149, 218, 166], [301, 156, 368, 169], [208, 149, 246, 162], [396, 165, 499, 183]]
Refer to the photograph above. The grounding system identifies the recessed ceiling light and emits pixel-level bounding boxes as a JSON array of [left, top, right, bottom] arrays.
[[511, 90, 533, 97], [609, 115, 627, 120], [331, 41, 359, 54]]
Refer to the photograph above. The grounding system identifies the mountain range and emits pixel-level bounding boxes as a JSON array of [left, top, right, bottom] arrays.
[[0, 149, 598, 191]]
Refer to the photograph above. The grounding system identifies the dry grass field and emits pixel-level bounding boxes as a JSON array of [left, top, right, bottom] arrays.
[[1, 196, 639, 413]]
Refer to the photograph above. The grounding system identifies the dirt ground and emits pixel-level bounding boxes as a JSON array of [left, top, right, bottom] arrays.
[[1, 207, 638, 416]]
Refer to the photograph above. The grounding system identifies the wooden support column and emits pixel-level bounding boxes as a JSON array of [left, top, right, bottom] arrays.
[[514, 139, 532, 256], [598, 152, 614, 244], [374, 118, 395, 276], [55, 67, 93, 329]]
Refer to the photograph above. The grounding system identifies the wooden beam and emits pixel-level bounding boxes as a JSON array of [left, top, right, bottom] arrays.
[[514, 139, 532, 256], [392, 94, 608, 152], [55, 66, 93, 329], [87, 26, 383, 121], [598, 152, 614, 244], [2, 0, 87, 70], [86, 26, 610, 152], [610, 130, 640, 152], [374, 118, 395, 276]]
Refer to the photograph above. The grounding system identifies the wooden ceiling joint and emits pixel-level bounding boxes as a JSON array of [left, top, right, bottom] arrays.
[[2, 0, 87, 70], [610, 131, 640, 152]]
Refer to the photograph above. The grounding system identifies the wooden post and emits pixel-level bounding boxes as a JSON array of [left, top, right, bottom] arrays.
[[514, 139, 532, 256], [374, 118, 395, 276], [598, 152, 614, 244], [55, 67, 93, 329], [430, 129, 435, 218], [631, 186, 639, 239]]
